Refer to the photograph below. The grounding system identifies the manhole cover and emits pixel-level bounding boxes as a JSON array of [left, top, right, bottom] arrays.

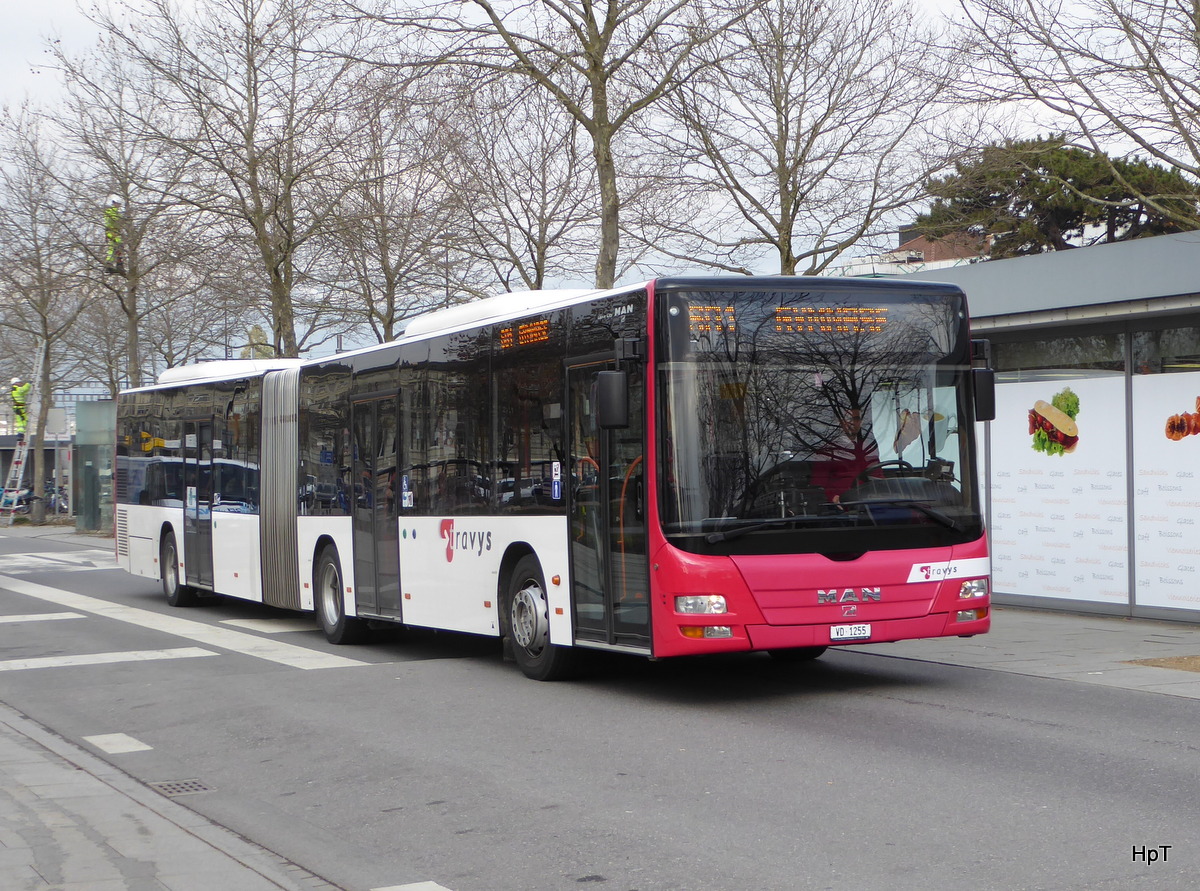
[[148, 779, 213, 796]]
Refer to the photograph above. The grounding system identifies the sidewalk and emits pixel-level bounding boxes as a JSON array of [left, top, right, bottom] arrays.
[[846, 605, 1200, 699], [0, 702, 342, 891]]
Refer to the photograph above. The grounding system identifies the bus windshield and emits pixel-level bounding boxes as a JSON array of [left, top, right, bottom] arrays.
[[655, 284, 984, 554]]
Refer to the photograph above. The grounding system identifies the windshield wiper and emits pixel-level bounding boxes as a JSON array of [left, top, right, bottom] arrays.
[[838, 498, 960, 530], [705, 512, 836, 543]]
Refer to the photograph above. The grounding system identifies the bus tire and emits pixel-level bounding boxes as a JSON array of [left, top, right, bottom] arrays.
[[768, 646, 827, 662], [505, 555, 577, 681], [314, 546, 367, 645], [161, 530, 198, 607]]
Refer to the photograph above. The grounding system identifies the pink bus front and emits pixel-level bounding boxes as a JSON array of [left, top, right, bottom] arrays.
[[642, 278, 991, 660]]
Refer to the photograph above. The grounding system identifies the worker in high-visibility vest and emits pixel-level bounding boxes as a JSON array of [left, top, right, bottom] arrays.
[[104, 195, 125, 274], [10, 377, 30, 441]]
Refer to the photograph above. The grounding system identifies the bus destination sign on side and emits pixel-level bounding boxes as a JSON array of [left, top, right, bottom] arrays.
[[499, 319, 551, 350]]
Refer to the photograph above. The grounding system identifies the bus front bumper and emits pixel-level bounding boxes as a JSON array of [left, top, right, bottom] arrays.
[[745, 609, 990, 650]]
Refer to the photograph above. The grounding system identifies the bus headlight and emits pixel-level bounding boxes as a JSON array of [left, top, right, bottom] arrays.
[[675, 594, 727, 614], [681, 625, 733, 639], [958, 578, 988, 599]]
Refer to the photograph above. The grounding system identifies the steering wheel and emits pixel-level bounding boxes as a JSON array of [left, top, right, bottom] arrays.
[[856, 459, 913, 483]]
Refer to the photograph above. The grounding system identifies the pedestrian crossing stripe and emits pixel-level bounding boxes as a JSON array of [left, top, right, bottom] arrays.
[[0, 612, 84, 624], [0, 647, 216, 672], [0, 574, 373, 670], [0, 549, 116, 574]]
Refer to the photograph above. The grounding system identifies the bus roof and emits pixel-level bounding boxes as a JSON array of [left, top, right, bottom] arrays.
[[401, 288, 600, 339], [151, 358, 305, 388], [126, 277, 969, 392]]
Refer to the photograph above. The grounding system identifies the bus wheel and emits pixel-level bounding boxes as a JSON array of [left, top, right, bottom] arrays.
[[161, 530, 198, 607], [314, 546, 367, 645], [768, 646, 827, 662], [506, 555, 576, 681]]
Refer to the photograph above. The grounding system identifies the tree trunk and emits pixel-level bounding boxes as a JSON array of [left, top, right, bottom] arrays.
[[31, 340, 50, 525], [778, 235, 798, 275], [272, 278, 298, 357], [593, 128, 620, 290], [125, 274, 142, 388]]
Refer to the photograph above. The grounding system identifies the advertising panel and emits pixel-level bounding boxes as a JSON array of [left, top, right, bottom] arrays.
[[1131, 371, 1200, 609], [988, 377, 1128, 603]]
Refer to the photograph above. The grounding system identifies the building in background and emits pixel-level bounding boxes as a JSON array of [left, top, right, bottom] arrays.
[[838, 228, 988, 277], [908, 230, 1200, 622]]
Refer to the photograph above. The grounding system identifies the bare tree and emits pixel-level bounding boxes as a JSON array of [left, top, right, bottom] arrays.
[[356, 0, 757, 288], [88, 0, 375, 356], [643, 0, 961, 275], [444, 78, 601, 291], [140, 274, 266, 370], [314, 69, 477, 343], [0, 108, 95, 521], [63, 303, 135, 398], [958, 0, 1200, 225], [51, 37, 231, 388]]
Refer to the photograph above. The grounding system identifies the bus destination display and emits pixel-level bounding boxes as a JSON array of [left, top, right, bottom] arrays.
[[687, 303, 889, 336], [499, 318, 551, 350]]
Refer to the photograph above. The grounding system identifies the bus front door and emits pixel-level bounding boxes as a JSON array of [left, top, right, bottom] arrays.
[[183, 421, 214, 590], [351, 395, 402, 620], [567, 362, 650, 650]]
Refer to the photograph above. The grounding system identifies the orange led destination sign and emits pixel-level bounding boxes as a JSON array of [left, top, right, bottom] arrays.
[[688, 304, 889, 336], [774, 306, 888, 334], [499, 318, 551, 349], [688, 305, 737, 334]]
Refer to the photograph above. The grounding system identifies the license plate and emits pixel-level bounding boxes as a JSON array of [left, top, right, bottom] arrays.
[[831, 623, 871, 641]]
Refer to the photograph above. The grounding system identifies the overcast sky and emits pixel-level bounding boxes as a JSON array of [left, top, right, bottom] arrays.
[[4, 0, 969, 111], [1, 0, 105, 109]]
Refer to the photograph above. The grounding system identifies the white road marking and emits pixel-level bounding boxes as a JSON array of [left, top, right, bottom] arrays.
[[83, 733, 154, 754], [0, 647, 215, 672], [373, 883, 456, 891], [220, 617, 317, 634], [0, 549, 117, 574], [0, 612, 84, 624], [0, 574, 374, 670]]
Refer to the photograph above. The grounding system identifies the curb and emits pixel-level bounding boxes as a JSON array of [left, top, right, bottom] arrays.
[[0, 700, 341, 891]]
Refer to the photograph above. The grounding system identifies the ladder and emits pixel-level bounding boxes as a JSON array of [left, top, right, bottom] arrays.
[[2, 349, 44, 526], [1, 437, 29, 524]]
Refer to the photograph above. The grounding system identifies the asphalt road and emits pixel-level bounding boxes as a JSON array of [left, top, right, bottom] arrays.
[[2, 534, 1198, 890]]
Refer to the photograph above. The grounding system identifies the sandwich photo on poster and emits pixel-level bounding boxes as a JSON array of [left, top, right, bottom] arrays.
[[1028, 387, 1080, 456]]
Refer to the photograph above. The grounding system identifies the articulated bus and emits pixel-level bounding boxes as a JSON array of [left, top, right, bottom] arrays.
[[114, 277, 995, 680]]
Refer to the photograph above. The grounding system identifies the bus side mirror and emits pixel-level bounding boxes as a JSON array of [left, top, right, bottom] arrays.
[[973, 368, 996, 422], [597, 371, 629, 429]]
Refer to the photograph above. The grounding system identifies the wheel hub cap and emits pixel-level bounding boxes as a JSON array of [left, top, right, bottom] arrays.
[[512, 583, 548, 654]]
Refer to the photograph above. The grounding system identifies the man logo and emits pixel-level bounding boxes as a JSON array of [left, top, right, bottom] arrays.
[[817, 587, 882, 604]]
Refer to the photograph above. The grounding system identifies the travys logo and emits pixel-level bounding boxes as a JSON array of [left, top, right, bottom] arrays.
[[906, 557, 990, 584], [438, 519, 493, 563]]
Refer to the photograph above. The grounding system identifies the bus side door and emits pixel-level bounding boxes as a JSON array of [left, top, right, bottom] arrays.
[[567, 361, 650, 650], [351, 394, 402, 619], [183, 420, 214, 590]]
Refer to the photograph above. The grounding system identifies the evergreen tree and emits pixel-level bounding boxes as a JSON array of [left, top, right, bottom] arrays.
[[916, 137, 1200, 258]]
